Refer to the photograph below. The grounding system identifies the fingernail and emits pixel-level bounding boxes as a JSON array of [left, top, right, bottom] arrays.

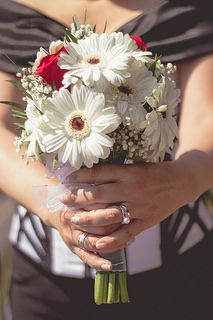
[[71, 216, 81, 224], [96, 242, 106, 250], [101, 264, 111, 271]]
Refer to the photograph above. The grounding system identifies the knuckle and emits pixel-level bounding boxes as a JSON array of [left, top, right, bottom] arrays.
[[82, 215, 92, 225]]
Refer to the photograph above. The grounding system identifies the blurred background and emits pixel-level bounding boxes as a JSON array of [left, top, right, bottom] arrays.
[[0, 192, 15, 320]]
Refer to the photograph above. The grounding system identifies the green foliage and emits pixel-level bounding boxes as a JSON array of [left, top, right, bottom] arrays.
[[5, 79, 23, 91], [0, 100, 25, 110], [64, 27, 78, 43]]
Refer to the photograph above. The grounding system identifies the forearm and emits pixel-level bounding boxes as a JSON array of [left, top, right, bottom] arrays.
[[0, 126, 59, 219], [177, 112, 213, 186], [172, 55, 213, 200]]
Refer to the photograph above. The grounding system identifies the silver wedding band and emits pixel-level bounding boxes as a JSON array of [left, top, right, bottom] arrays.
[[119, 205, 131, 225], [77, 232, 89, 250]]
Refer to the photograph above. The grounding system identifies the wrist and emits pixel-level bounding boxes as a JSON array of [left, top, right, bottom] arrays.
[[171, 150, 213, 203], [37, 206, 60, 229]]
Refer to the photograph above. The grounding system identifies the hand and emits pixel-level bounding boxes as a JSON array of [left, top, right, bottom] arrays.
[[38, 206, 116, 271], [61, 159, 198, 253]]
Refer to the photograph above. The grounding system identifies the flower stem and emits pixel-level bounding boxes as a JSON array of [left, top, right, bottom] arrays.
[[107, 273, 116, 304], [94, 271, 105, 305], [114, 273, 121, 303], [102, 272, 108, 304], [118, 271, 130, 303]]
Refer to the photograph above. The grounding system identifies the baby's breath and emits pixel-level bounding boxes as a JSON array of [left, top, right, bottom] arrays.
[[17, 67, 53, 101]]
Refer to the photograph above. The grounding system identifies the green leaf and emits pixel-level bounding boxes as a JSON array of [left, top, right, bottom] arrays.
[[5, 79, 23, 91], [103, 20, 108, 33], [147, 54, 162, 74], [73, 16, 80, 30], [64, 28, 78, 43], [83, 9, 88, 24], [14, 122, 25, 130], [12, 109, 27, 119], [0, 101, 25, 109]]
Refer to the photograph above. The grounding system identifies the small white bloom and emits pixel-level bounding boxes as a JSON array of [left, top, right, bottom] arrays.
[[40, 86, 121, 169], [143, 77, 180, 159], [58, 33, 132, 91]]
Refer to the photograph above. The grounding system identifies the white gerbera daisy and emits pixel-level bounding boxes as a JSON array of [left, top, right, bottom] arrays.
[[40, 86, 121, 169], [58, 33, 132, 91], [112, 32, 152, 62], [24, 98, 47, 158], [143, 77, 180, 160], [105, 62, 157, 128]]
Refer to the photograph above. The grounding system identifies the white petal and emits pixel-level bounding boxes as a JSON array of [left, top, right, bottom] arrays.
[[58, 140, 73, 163]]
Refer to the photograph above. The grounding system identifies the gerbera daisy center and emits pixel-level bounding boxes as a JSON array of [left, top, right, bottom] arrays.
[[71, 117, 85, 131], [86, 56, 101, 65], [65, 111, 91, 139], [118, 84, 134, 96]]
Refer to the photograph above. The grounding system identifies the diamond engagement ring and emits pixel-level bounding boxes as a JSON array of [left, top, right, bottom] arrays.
[[119, 205, 131, 225], [77, 232, 89, 250]]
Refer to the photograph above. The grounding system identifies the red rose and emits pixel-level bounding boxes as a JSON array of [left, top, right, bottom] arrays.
[[35, 47, 68, 89], [130, 35, 148, 51]]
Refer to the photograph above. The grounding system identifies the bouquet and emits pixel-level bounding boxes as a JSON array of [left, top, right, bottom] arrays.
[[3, 18, 180, 304]]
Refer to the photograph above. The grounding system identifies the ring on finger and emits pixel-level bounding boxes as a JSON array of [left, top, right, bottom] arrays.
[[77, 232, 89, 250], [119, 205, 131, 225]]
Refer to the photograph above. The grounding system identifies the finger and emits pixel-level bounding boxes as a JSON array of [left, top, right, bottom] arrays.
[[60, 183, 126, 206], [95, 219, 143, 252], [72, 229, 101, 252], [65, 164, 127, 184], [79, 224, 121, 236], [64, 210, 120, 235], [66, 207, 125, 226], [71, 247, 112, 271]]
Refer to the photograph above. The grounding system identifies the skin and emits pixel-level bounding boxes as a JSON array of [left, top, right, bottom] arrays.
[[12, 0, 145, 33], [1, 1, 213, 271]]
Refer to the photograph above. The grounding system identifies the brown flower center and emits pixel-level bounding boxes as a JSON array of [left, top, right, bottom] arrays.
[[71, 117, 85, 131], [118, 85, 133, 96], [87, 57, 100, 65], [65, 111, 91, 140]]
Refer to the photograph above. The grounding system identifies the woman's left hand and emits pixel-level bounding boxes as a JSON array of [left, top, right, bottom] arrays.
[[61, 158, 198, 253]]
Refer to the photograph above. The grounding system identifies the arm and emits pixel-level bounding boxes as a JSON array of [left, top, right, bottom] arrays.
[[0, 71, 57, 221], [61, 54, 213, 256], [0, 71, 112, 270]]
